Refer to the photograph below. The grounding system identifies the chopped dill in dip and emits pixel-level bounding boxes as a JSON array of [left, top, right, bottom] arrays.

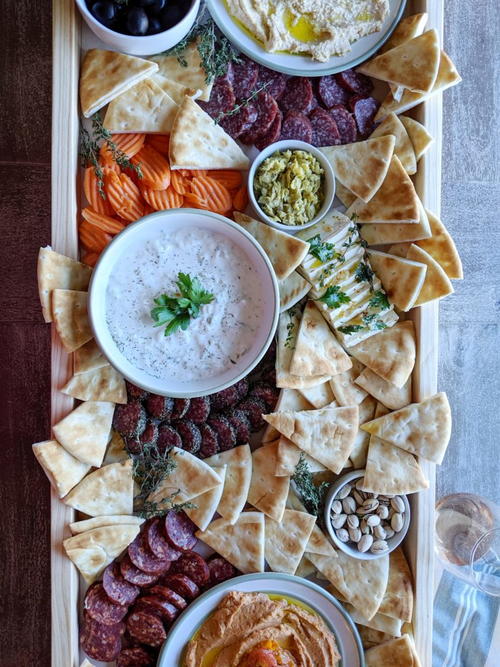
[[106, 227, 265, 382]]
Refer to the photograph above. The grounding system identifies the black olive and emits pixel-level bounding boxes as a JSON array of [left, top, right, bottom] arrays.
[[160, 4, 184, 29], [126, 7, 149, 35], [148, 0, 167, 15], [146, 16, 162, 34], [90, 1, 116, 25], [136, 0, 156, 6]]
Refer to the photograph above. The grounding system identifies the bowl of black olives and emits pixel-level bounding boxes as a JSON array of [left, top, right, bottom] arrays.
[[76, 0, 200, 55]]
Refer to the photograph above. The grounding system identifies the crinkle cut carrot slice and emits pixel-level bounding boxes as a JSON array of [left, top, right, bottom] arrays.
[[83, 166, 116, 216], [232, 184, 249, 212], [132, 145, 171, 190], [181, 169, 207, 178], [104, 170, 145, 222], [81, 207, 126, 234], [141, 185, 184, 210], [100, 133, 145, 162], [79, 219, 112, 253], [190, 176, 232, 214], [170, 170, 189, 195], [81, 251, 99, 267], [184, 192, 209, 209], [146, 134, 170, 154], [207, 170, 243, 190]]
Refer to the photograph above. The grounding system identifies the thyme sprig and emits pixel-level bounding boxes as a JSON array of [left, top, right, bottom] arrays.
[[214, 82, 270, 124], [79, 126, 105, 198], [91, 113, 143, 178], [292, 453, 331, 523]]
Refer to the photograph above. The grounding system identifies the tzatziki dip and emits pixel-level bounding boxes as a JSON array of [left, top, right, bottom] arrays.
[[106, 227, 265, 382]]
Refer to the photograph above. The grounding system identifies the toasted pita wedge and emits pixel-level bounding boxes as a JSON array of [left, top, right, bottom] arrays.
[[149, 41, 213, 102], [61, 365, 127, 403], [379, 13, 428, 53], [170, 96, 249, 170], [64, 460, 133, 516], [295, 556, 316, 578], [32, 440, 90, 498], [367, 249, 427, 312], [406, 244, 454, 305], [370, 113, 417, 175], [203, 444, 252, 524], [151, 72, 191, 105], [264, 406, 358, 473], [299, 382, 335, 409], [51, 289, 93, 352], [275, 437, 326, 476], [355, 368, 411, 411], [185, 466, 227, 532], [378, 548, 414, 622], [362, 392, 451, 464], [53, 401, 114, 467], [343, 603, 403, 636], [263, 389, 313, 443], [346, 156, 419, 224], [357, 626, 395, 650], [103, 78, 178, 133], [360, 199, 432, 245], [290, 302, 352, 377], [80, 49, 158, 118], [386, 243, 410, 257], [286, 489, 335, 557], [37, 246, 92, 323], [196, 512, 265, 573], [70, 514, 144, 534], [279, 271, 311, 312], [265, 509, 316, 575], [348, 395, 377, 469], [335, 181, 357, 208], [365, 634, 418, 666], [103, 430, 128, 465], [321, 136, 395, 202], [400, 116, 434, 161], [414, 210, 462, 279], [63, 524, 140, 584], [248, 442, 290, 522], [234, 212, 309, 280], [329, 359, 368, 406], [74, 339, 109, 375]]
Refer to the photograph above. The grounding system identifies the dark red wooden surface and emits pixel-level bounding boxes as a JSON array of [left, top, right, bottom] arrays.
[[0, 1, 52, 665]]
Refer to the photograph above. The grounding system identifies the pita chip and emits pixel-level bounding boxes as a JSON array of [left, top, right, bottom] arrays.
[[335, 181, 357, 208], [348, 395, 377, 469], [37, 246, 92, 323], [151, 72, 191, 105], [321, 136, 395, 202], [103, 430, 128, 465], [103, 78, 178, 133], [343, 603, 403, 637], [357, 626, 395, 650], [196, 512, 265, 573], [170, 96, 249, 170], [149, 41, 213, 101], [74, 338, 109, 375], [415, 210, 463, 279], [286, 488, 335, 557], [329, 359, 368, 406], [32, 440, 90, 498], [279, 271, 311, 312], [248, 442, 290, 522], [400, 116, 434, 161], [356, 368, 412, 411], [263, 388, 312, 443], [346, 156, 419, 224], [378, 548, 414, 622], [80, 49, 158, 117], [70, 514, 144, 534], [53, 401, 114, 467], [361, 392, 452, 464], [51, 289, 93, 352], [299, 382, 336, 409], [367, 249, 427, 312], [370, 113, 417, 175], [275, 437, 325, 476], [265, 509, 316, 575], [360, 199, 432, 245], [185, 466, 227, 531], [295, 556, 316, 579], [63, 524, 140, 584], [406, 244, 454, 305], [365, 634, 418, 667], [263, 406, 358, 473], [379, 13, 428, 53], [361, 435, 429, 495], [290, 302, 352, 377], [64, 460, 134, 516], [233, 212, 309, 280], [203, 444, 252, 523], [61, 365, 127, 404]]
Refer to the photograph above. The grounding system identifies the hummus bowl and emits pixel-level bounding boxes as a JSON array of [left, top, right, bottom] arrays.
[[89, 209, 280, 398], [158, 573, 365, 666]]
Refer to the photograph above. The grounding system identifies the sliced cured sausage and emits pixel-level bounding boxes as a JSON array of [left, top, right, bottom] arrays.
[[207, 557, 237, 586], [84, 583, 128, 625], [328, 105, 357, 144], [117, 646, 155, 667], [128, 532, 171, 575], [240, 91, 279, 144], [233, 377, 250, 401], [171, 551, 210, 587], [257, 67, 287, 100], [103, 561, 140, 607], [148, 585, 187, 610], [254, 111, 283, 151], [198, 422, 219, 458], [209, 385, 240, 411], [133, 595, 179, 624], [220, 102, 259, 139], [147, 517, 182, 561], [279, 77, 314, 115], [126, 421, 159, 453], [176, 420, 202, 454], [113, 401, 147, 438], [336, 69, 373, 96], [161, 573, 200, 600], [309, 107, 341, 147], [225, 408, 251, 444], [171, 398, 191, 420], [317, 75, 350, 108], [156, 423, 182, 454], [126, 610, 167, 647], [207, 415, 236, 451], [164, 511, 197, 551], [145, 394, 174, 420], [349, 96, 380, 137], [237, 397, 267, 431], [280, 111, 313, 144], [199, 78, 236, 119], [249, 383, 280, 411], [125, 381, 147, 401], [81, 614, 124, 662], [183, 397, 211, 423], [231, 55, 259, 98], [120, 554, 159, 587]]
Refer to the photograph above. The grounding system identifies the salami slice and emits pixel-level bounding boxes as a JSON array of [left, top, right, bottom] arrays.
[[176, 420, 202, 454], [233, 377, 250, 401], [145, 394, 174, 421], [128, 532, 171, 575], [199, 422, 220, 458], [257, 66, 288, 100], [207, 415, 236, 451], [84, 583, 128, 625], [171, 398, 190, 420], [126, 610, 167, 648], [117, 646, 154, 667], [148, 585, 187, 610], [198, 78, 236, 119], [209, 385, 240, 411], [156, 424, 182, 454], [317, 75, 350, 108], [237, 397, 267, 431], [350, 96, 380, 137], [219, 102, 258, 140], [280, 111, 313, 144], [262, 367, 276, 387], [254, 110, 282, 151], [161, 573, 200, 600], [279, 77, 314, 115], [225, 408, 251, 444], [183, 396, 210, 423], [164, 511, 197, 551], [126, 381, 148, 401], [113, 401, 147, 439], [147, 518, 182, 561], [127, 421, 158, 453], [249, 383, 280, 411], [336, 69, 373, 96], [81, 614, 124, 662], [171, 551, 210, 587], [120, 554, 159, 587], [133, 595, 179, 624], [231, 55, 259, 98], [328, 105, 357, 144], [309, 107, 341, 147], [207, 557, 237, 586], [240, 91, 279, 144], [103, 561, 140, 607]]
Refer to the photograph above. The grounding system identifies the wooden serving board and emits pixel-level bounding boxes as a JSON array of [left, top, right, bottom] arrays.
[[51, 0, 443, 664]]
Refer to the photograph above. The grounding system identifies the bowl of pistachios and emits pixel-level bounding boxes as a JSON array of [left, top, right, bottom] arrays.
[[323, 469, 410, 560]]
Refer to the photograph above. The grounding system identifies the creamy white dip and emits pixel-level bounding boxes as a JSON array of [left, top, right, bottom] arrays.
[[106, 227, 265, 382]]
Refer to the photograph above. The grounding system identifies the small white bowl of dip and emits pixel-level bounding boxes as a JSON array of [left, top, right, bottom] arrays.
[[88, 209, 280, 398]]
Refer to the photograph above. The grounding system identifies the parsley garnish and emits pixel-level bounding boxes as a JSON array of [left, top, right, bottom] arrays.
[[338, 324, 365, 334], [307, 234, 337, 263], [293, 454, 331, 522], [318, 286, 351, 309], [368, 290, 390, 310], [355, 261, 375, 289], [151, 273, 214, 337]]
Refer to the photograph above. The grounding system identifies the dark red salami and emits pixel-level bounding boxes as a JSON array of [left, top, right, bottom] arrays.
[[336, 69, 373, 96], [84, 583, 128, 625], [120, 554, 159, 587], [262, 367, 276, 387], [279, 77, 314, 115], [171, 551, 210, 587], [126, 610, 167, 647], [309, 107, 341, 147], [183, 397, 211, 423], [103, 561, 140, 607], [209, 385, 240, 411], [147, 518, 182, 561], [225, 408, 251, 444], [349, 96, 380, 137], [231, 55, 259, 98], [164, 511, 197, 551], [199, 78, 236, 119], [127, 421, 159, 453], [219, 102, 258, 139], [81, 614, 123, 662], [145, 394, 174, 420], [177, 420, 202, 454], [254, 110, 283, 151], [240, 91, 279, 144], [128, 532, 171, 575], [208, 557, 237, 586], [117, 646, 154, 667], [207, 415, 236, 451], [156, 423, 182, 454], [161, 573, 200, 600], [149, 585, 187, 610], [199, 422, 220, 458], [328, 105, 357, 144], [280, 111, 313, 143], [233, 377, 250, 401], [171, 398, 191, 420], [125, 381, 147, 401], [133, 595, 179, 624], [113, 401, 147, 438], [237, 397, 267, 431], [249, 383, 280, 411], [317, 75, 350, 108], [257, 67, 287, 100]]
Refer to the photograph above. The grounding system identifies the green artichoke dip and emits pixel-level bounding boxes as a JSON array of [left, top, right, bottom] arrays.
[[254, 149, 325, 226]]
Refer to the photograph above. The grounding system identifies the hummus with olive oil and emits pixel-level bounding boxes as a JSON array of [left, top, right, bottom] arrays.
[[227, 0, 390, 62]]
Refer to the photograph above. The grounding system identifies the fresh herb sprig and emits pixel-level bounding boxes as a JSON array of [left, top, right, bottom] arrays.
[[368, 290, 390, 311], [307, 234, 341, 264], [338, 324, 364, 335], [317, 285, 351, 309], [284, 307, 297, 349], [214, 81, 270, 124], [354, 260, 375, 289], [79, 126, 105, 198], [292, 453, 331, 522], [151, 272, 214, 337], [91, 113, 143, 178]]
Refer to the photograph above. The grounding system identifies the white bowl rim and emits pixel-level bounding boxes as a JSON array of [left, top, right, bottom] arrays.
[[323, 468, 411, 560], [157, 572, 365, 666], [248, 139, 336, 232], [88, 208, 280, 398]]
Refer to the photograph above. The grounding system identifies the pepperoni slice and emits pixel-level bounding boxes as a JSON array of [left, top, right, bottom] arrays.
[[208, 557, 237, 586], [177, 420, 202, 454], [240, 91, 279, 144], [84, 583, 128, 625], [120, 554, 159, 587], [126, 610, 167, 648], [171, 551, 210, 587], [280, 111, 313, 144], [156, 424, 182, 454], [199, 422, 219, 458], [328, 105, 357, 144], [113, 401, 147, 439], [128, 532, 171, 575], [133, 595, 179, 624], [257, 67, 288, 100], [209, 385, 240, 411], [309, 108, 341, 147], [207, 415, 236, 451], [161, 573, 200, 600], [148, 585, 187, 610], [164, 511, 197, 551], [237, 397, 267, 431], [350, 96, 380, 137], [317, 75, 350, 108], [231, 55, 259, 98], [254, 110, 283, 151], [279, 77, 314, 115], [171, 398, 190, 420], [147, 518, 182, 561], [199, 78, 236, 119], [103, 561, 140, 606], [80, 614, 124, 662], [336, 69, 374, 96], [225, 408, 251, 444], [145, 394, 174, 420], [117, 646, 154, 667]]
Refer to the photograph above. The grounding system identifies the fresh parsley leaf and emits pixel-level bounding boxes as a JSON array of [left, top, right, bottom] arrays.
[[374, 320, 388, 330], [307, 234, 337, 263], [368, 290, 390, 310], [355, 261, 374, 288], [318, 286, 351, 309], [151, 273, 214, 336], [338, 324, 364, 334]]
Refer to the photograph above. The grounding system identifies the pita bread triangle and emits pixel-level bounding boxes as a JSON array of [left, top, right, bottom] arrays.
[[248, 442, 290, 522], [378, 548, 414, 622], [196, 512, 265, 573], [170, 96, 249, 170], [80, 49, 158, 118], [290, 301, 352, 377], [275, 436, 325, 476], [70, 514, 144, 534], [329, 358, 367, 406], [360, 196, 431, 246], [233, 212, 309, 280], [362, 392, 452, 464], [400, 116, 434, 161], [263, 405, 358, 473], [265, 509, 316, 575], [286, 488, 335, 557], [61, 365, 127, 404], [335, 181, 357, 208], [279, 271, 311, 312], [299, 381, 335, 409], [348, 394, 377, 468], [52, 401, 114, 467], [32, 440, 90, 498], [342, 603, 403, 637], [365, 634, 417, 666], [64, 459, 134, 516], [346, 156, 419, 224], [370, 113, 417, 175], [202, 444, 252, 524], [415, 210, 462, 279], [149, 40, 213, 102], [151, 72, 191, 105], [367, 249, 427, 312], [358, 29, 440, 94], [348, 321, 416, 388], [356, 368, 411, 411], [406, 244, 454, 305], [185, 466, 227, 532], [263, 388, 313, 443], [52, 289, 93, 352], [379, 13, 428, 53], [321, 136, 395, 203], [103, 78, 178, 134], [74, 339, 109, 375]]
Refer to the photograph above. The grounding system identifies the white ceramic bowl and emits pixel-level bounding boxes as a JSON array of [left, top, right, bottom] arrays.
[[324, 469, 411, 561], [75, 0, 200, 56], [88, 209, 279, 398], [248, 140, 335, 233], [157, 573, 365, 666]]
